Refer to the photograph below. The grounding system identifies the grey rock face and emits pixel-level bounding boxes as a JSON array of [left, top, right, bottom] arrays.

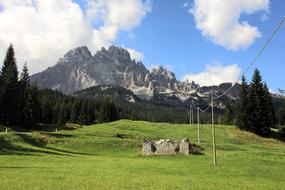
[[31, 45, 150, 94]]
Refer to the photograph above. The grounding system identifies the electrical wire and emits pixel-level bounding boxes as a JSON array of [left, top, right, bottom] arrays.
[[191, 16, 285, 111]]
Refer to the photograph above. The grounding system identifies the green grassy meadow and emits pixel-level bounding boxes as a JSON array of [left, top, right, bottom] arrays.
[[0, 120, 284, 190]]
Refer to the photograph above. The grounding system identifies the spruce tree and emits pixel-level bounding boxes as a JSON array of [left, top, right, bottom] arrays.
[[248, 69, 270, 136], [19, 63, 32, 128], [263, 83, 275, 129], [0, 44, 19, 126], [19, 63, 30, 87], [237, 76, 249, 130]]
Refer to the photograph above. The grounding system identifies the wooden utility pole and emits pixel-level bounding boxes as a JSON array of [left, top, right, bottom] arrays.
[[211, 94, 217, 165], [189, 105, 192, 125], [192, 106, 194, 125], [197, 108, 200, 144]]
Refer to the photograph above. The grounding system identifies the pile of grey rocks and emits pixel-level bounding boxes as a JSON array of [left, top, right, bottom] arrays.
[[142, 138, 202, 156]]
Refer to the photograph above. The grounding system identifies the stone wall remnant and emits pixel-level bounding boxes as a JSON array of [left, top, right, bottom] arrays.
[[142, 138, 202, 156]]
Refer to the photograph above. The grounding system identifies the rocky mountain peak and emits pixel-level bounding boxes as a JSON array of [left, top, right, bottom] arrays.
[[151, 66, 176, 80], [58, 46, 92, 65], [108, 45, 131, 60]]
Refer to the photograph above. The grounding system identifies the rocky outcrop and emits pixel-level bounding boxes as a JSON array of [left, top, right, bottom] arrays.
[[142, 138, 202, 155]]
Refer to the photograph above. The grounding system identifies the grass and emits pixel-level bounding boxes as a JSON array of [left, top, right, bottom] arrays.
[[0, 120, 284, 190]]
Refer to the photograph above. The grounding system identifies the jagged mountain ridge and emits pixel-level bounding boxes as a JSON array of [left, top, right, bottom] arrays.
[[30, 45, 240, 102]]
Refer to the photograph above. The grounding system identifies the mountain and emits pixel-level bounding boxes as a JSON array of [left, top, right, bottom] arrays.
[[30, 45, 240, 105]]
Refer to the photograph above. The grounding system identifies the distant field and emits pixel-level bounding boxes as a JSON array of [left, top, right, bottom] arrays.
[[0, 120, 284, 190]]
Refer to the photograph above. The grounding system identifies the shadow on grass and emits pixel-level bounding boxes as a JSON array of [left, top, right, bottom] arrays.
[[15, 133, 47, 147], [0, 138, 70, 156], [0, 134, 88, 157], [45, 146, 97, 156]]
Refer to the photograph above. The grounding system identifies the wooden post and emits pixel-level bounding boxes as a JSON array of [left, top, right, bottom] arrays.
[[189, 105, 192, 125], [211, 94, 217, 165], [197, 108, 200, 144], [192, 106, 194, 125]]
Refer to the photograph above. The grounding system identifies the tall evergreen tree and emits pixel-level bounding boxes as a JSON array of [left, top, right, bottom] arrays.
[[237, 76, 250, 130], [19, 63, 32, 127], [248, 69, 270, 136], [263, 83, 275, 129], [0, 44, 19, 126]]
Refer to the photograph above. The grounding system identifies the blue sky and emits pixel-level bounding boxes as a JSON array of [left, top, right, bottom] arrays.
[[0, 0, 284, 91], [112, 0, 285, 91]]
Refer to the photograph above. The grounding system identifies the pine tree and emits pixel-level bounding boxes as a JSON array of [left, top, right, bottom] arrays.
[[19, 63, 32, 127], [248, 69, 270, 136], [237, 76, 250, 130], [0, 44, 19, 126], [263, 83, 275, 129]]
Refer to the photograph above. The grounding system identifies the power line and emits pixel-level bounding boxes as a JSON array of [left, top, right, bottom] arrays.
[[213, 16, 285, 100], [191, 15, 285, 109]]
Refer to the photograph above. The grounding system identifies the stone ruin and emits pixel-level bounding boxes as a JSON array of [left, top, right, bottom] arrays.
[[142, 138, 202, 156]]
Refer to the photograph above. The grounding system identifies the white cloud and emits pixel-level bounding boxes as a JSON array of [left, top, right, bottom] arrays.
[[0, 0, 151, 73], [191, 0, 270, 50], [88, 0, 152, 51], [183, 63, 241, 86]]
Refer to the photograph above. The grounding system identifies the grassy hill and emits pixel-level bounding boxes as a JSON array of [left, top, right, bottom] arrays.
[[0, 120, 284, 190]]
